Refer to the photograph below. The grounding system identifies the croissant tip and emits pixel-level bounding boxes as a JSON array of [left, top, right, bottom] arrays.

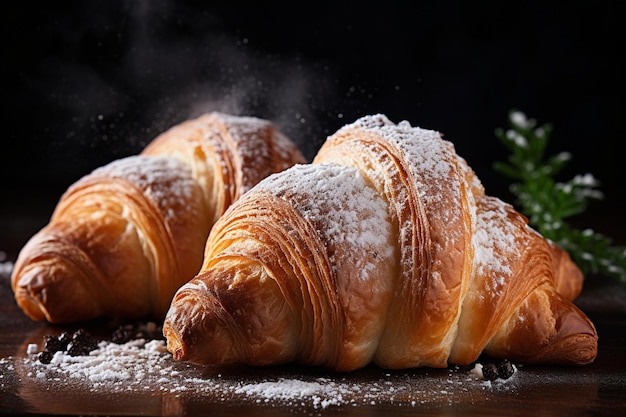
[[172, 347, 185, 361], [163, 324, 186, 361], [573, 342, 599, 366], [15, 293, 48, 322], [13, 279, 49, 322], [535, 334, 599, 366]]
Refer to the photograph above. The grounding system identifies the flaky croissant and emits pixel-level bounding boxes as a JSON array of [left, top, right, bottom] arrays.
[[11, 112, 305, 323], [163, 114, 597, 372]]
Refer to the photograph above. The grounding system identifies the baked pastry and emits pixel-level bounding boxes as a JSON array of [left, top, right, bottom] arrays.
[[162, 114, 597, 371], [11, 112, 305, 323]]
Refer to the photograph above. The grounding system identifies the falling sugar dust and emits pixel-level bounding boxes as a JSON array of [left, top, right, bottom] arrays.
[[4, 3, 375, 217]]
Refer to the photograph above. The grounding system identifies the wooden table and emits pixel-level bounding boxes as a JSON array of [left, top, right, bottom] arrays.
[[1, 212, 625, 416]]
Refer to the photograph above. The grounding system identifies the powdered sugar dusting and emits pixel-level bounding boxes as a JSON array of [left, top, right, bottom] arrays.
[[257, 163, 394, 282], [217, 113, 273, 193], [473, 197, 520, 296], [210, 112, 305, 195], [0, 338, 520, 411], [234, 378, 348, 408], [84, 155, 198, 222], [337, 114, 466, 255], [340, 114, 455, 198]]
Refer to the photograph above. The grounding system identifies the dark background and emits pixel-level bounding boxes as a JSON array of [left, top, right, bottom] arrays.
[[2, 0, 624, 253]]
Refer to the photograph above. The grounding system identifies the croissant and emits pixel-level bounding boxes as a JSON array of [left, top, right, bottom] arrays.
[[162, 114, 598, 372], [11, 112, 305, 323]]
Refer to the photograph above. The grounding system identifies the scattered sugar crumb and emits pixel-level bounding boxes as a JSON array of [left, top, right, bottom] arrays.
[[0, 251, 13, 279], [470, 362, 484, 379]]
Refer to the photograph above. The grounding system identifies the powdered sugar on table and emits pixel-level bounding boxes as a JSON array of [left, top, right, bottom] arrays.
[[0, 334, 520, 412]]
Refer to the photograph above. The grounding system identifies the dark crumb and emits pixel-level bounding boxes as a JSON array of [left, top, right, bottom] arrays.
[[497, 359, 515, 379], [66, 329, 99, 356], [110, 321, 163, 343], [68, 341, 92, 356], [111, 324, 135, 344], [38, 329, 100, 359], [58, 332, 73, 351], [72, 328, 98, 348], [482, 363, 499, 381], [36, 321, 162, 363], [479, 359, 516, 381], [43, 334, 67, 353], [37, 350, 53, 364]]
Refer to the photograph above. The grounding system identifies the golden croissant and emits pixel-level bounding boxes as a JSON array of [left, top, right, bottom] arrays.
[[11, 112, 305, 323], [163, 114, 598, 371]]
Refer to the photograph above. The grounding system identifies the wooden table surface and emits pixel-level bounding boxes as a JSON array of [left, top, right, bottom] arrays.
[[1, 210, 625, 417]]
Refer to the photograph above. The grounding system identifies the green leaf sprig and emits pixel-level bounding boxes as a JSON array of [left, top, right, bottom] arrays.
[[493, 110, 626, 284]]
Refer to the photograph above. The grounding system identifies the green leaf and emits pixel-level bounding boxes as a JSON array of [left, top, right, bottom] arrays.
[[493, 110, 625, 284]]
